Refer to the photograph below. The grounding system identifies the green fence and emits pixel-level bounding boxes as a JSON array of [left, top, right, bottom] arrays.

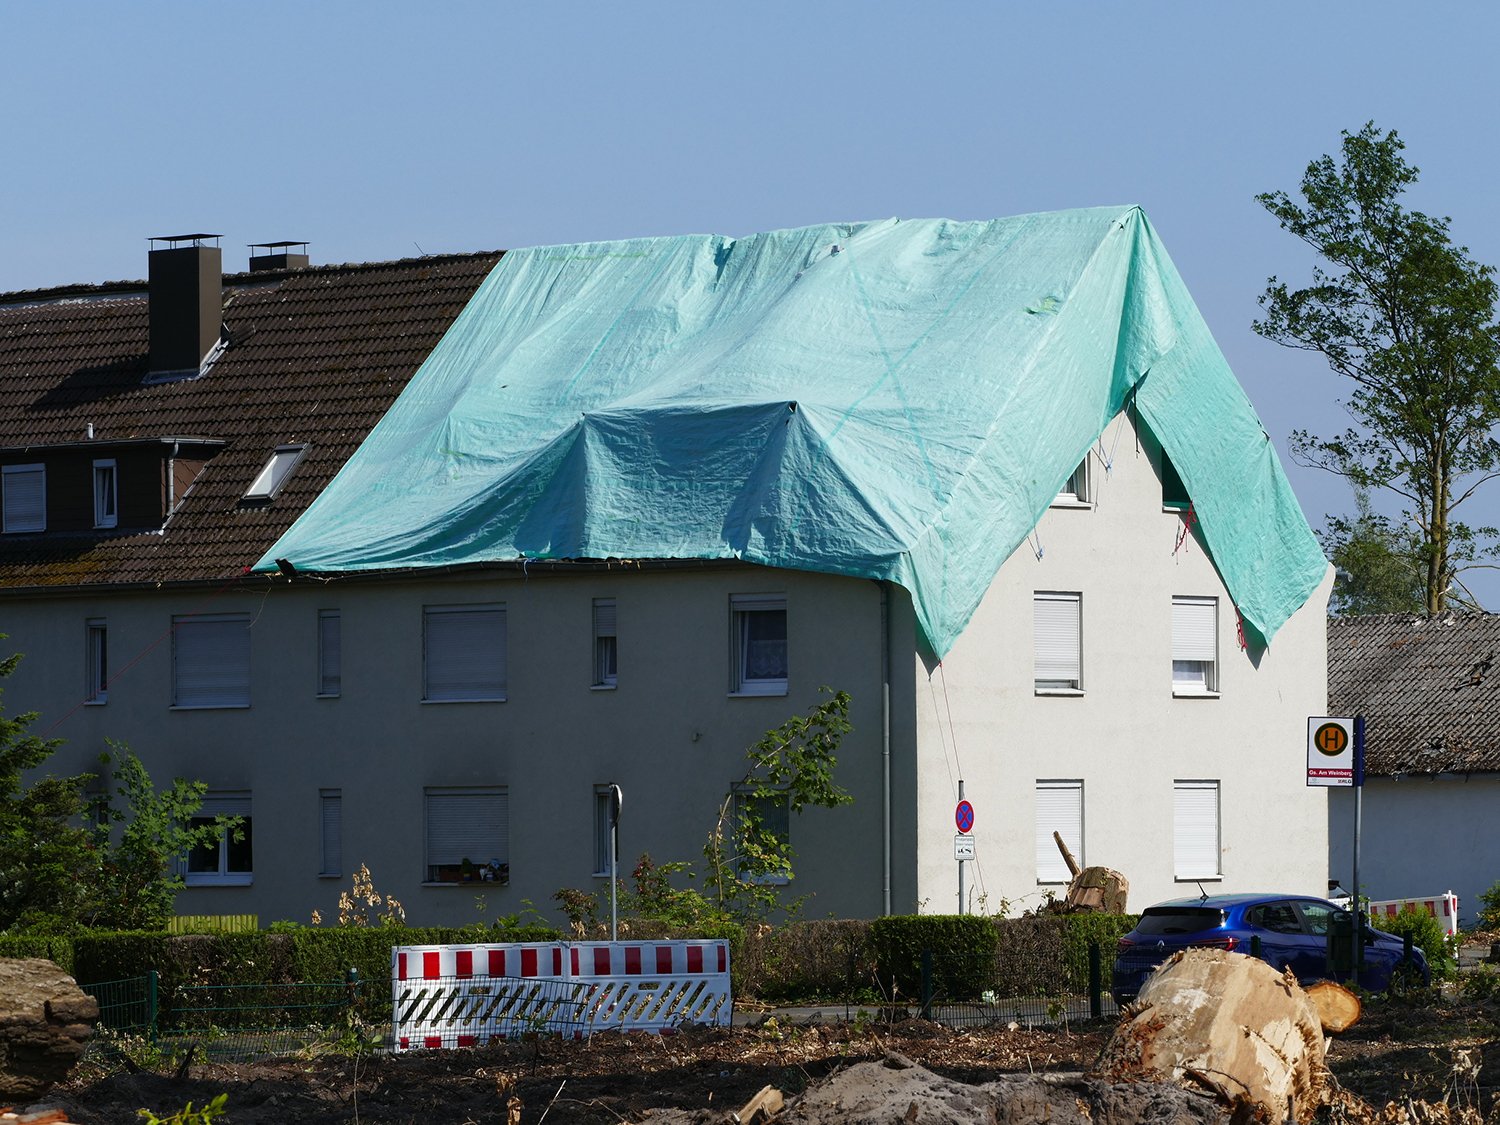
[[81, 970, 364, 1062]]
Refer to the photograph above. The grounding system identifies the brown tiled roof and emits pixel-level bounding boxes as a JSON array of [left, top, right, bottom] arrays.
[[0, 251, 502, 589], [1327, 613, 1500, 776]]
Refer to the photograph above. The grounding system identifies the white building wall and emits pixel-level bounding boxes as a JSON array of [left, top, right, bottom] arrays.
[[912, 415, 1334, 915]]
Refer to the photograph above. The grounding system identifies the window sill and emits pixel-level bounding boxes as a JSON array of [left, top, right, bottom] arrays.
[[171, 704, 250, 711], [1049, 498, 1093, 510], [1172, 689, 1221, 699], [318, 873, 342, 879], [184, 875, 254, 887], [84, 698, 108, 707], [421, 697, 507, 705], [1034, 687, 1085, 697], [590, 684, 617, 692], [729, 686, 788, 699], [1175, 875, 1223, 883], [316, 692, 340, 700], [1163, 503, 1191, 514], [421, 881, 510, 888]]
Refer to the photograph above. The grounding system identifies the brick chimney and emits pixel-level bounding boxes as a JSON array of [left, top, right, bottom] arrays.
[[148, 234, 223, 378]]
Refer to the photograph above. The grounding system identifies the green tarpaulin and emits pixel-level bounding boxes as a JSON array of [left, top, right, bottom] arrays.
[[256, 206, 1326, 658]]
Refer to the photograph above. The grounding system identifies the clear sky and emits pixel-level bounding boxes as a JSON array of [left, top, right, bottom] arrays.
[[6, 2, 1499, 605]]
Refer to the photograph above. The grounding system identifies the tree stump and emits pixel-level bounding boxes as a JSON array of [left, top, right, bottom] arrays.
[[1303, 980, 1361, 1033], [0, 959, 99, 1102], [1097, 948, 1326, 1125]]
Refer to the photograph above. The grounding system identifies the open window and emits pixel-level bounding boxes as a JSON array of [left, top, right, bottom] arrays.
[[93, 459, 118, 528]]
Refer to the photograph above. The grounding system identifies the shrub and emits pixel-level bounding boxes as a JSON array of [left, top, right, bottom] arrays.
[[0, 933, 76, 974], [742, 919, 874, 1003], [1374, 905, 1454, 979], [867, 915, 998, 1001], [1476, 881, 1500, 932]]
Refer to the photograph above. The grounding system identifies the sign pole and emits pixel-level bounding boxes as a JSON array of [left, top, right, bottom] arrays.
[[957, 780, 965, 915], [1352, 717, 1364, 971], [609, 784, 623, 943]]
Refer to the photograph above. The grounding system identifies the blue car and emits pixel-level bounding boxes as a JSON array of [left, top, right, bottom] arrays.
[[1112, 893, 1429, 1003]]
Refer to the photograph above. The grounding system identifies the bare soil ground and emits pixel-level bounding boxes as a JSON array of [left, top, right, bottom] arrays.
[[24, 985, 1497, 1125]]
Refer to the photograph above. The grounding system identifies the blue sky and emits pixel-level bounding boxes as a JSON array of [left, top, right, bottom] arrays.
[[7, 2, 1499, 604]]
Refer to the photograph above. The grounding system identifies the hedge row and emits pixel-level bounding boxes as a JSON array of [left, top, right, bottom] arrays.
[[0, 913, 1138, 1008]]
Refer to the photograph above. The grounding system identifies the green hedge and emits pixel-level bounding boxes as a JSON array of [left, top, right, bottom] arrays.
[[1, 913, 1136, 1011], [868, 915, 999, 1001], [0, 935, 77, 975]]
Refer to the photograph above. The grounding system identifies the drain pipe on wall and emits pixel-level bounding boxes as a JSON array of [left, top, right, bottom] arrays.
[[881, 581, 892, 917]]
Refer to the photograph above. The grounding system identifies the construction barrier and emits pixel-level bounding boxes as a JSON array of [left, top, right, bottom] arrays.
[[391, 939, 732, 1050], [1368, 891, 1460, 937]]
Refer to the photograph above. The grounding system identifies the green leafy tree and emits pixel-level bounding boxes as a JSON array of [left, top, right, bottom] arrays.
[[1255, 122, 1500, 614], [84, 744, 237, 931], [702, 688, 854, 920], [1321, 489, 1425, 616], [0, 639, 229, 932], [0, 647, 95, 932]]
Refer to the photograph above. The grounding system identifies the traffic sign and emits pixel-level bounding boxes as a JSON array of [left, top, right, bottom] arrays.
[[955, 800, 974, 833], [1307, 716, 1355, 786], [954, 834, 975, 861]]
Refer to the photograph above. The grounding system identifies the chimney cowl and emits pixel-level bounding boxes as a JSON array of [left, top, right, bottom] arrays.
[[249, 241, 310, 273]]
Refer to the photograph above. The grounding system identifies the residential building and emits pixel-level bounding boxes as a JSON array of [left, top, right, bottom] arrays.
[[1327, 613, 1500, 926], [0, 212, 1332, 926]]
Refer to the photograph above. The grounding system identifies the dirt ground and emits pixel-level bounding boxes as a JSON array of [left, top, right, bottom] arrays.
[[26, 982, 1499, 1125]]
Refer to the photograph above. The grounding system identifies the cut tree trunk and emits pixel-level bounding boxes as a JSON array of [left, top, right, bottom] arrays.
[[0, 959, 99, 1102], [1303, 980, 1361, 1033], [1097, 948, 1326, 1125]]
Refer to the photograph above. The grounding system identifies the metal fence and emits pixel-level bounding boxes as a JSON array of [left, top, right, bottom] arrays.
[[899, 941, 1122, 1029], [80, 971, 365, 1063]]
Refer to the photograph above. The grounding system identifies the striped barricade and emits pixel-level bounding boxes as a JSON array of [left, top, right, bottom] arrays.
[[1368, 891, 1460, 937], [391, 939, 731, 1050]]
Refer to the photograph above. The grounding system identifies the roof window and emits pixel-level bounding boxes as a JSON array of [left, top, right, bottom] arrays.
[[245, 444, 307, 501]]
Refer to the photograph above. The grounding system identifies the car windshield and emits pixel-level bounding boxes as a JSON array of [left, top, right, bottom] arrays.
[[1135, 907, 1225, 935]]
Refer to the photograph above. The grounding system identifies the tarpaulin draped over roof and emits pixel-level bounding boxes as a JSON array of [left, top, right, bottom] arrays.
[[255, 206, 1327, 658]]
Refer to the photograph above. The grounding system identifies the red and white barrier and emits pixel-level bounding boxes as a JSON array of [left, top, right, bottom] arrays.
[[1368, 891, 1460, 937], [391, 939, 732, 1050]]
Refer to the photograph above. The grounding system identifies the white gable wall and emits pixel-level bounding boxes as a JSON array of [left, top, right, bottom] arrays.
[[913, 413, 1334, 914]]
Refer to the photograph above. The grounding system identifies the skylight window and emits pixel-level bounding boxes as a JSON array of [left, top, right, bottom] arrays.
[[244, 444, 307, 500]]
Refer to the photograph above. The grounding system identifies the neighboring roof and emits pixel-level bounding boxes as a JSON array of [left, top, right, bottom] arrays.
[[0, 251, 502, 588], [1327, 613, 1500, 776], [258, 207, 1327, 658]]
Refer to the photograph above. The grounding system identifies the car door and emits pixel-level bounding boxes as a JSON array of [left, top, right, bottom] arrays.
[[1290, 899, 1341, 983], [1244, 901, 1310, 973]]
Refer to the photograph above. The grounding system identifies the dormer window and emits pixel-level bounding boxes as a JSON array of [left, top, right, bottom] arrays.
[[93, 460, 118, 529], [245, 444, 307, 501], [2, 464, 45, 533]]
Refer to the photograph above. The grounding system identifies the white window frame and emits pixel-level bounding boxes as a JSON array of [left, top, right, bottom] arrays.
[[319, 789, 342, 878], [1051, 458, 1090, 507], [424, 787, 509, 885], [592, 598, 617, 689], [184, 792, 252, 886], [244, 444, 307, 500], [1172, 595, 1219, 696], [172, 614, 251, 709], [732, 787, 791, 885], [317, 609, 341, 698], [1035, 779, 1083, 885], [731, 594, 787, 696], [93, 459, 118, 529], [422, 604, 507, 703], [2, 463, 44, 533], [85, 617, 108, 705], [1174, 780, 1221, 880], [1034, 592, 1082, 693]]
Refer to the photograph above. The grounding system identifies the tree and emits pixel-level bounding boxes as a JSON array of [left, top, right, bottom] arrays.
[[702, 688, 854, 920], [84, 744, 238, 931], [1321, 490, 1425, 616], [0, 639, 229, 932], [1255, 122, 1500, 615]]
